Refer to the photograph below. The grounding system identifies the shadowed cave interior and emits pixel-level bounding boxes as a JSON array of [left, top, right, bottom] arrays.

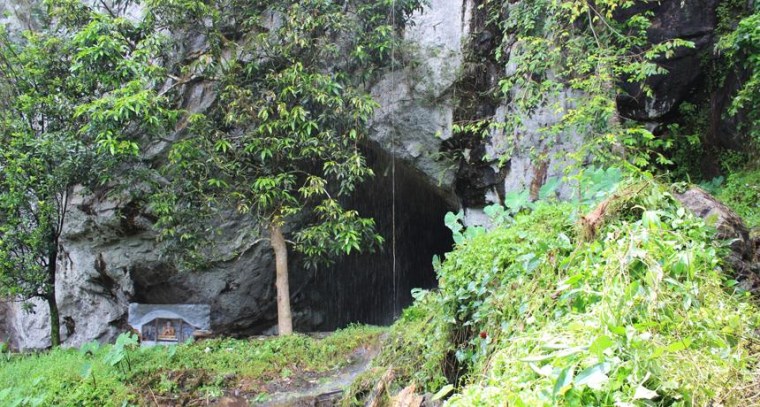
[[305, 145, 456, 329]]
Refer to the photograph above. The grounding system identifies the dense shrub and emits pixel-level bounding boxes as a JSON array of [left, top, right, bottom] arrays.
[[369, 175, 760, 406]]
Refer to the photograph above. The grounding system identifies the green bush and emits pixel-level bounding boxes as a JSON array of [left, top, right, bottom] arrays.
[[376, 175, 760, 406], [715, 167, 760, 227], [719, 11, 760, 147]]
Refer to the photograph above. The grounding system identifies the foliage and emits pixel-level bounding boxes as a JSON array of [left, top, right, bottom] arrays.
[[371, 171, 760, 405], [483, 0, 693, 172], [149, 0, 422, 271], [102, 332, 138, 375], [718, 10, 760, 148], [0, 325, 383, 406], [715, 166, 760, 228], [653, 103, 708, 180], [368, 290, 449, 392], [0, 0, 175, 344]]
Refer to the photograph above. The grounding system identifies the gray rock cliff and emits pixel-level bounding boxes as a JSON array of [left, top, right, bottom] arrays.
[[1, 0, 755, 349], [0, 0, 472, 349]]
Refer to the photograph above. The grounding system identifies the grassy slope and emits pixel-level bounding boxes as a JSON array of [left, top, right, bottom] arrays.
[[365, 178, 760, 406], [0, 325, 384, 406], [715, 166, 760, 228]]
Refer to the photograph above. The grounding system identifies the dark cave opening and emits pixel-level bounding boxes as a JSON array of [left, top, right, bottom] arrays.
[[305, 144, 456, 329]]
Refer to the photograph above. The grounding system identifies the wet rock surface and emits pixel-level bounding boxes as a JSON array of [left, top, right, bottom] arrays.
[[615, 0, 721, 122]]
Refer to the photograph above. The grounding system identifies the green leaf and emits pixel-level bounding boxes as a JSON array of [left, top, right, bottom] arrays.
[[529, 363, 553, 377], [552, 365, 574, 398], [431, 384, 454, 401], [589, 335, 614, 359], [539, 177, 560, 200], [0, 388, 11, 400], [79, 362, 92, 379], [444, 211, 463, 233], [665, 338, 692, 353], [633, 385, 658, 400], [79, 341, 100, 356], [504, 190, 532, 213], [575, 364, 608, 390]]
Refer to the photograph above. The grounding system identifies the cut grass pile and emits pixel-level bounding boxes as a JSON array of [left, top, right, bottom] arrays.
[[360, 177, 760, 406]]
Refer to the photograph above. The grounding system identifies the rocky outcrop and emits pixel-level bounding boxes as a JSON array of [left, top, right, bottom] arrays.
[[616, 0, 721, 122], [368, 0, 471, 206], [614, 0, 751, 176], [0, 0, 41, 35], [675, 187, 759, 292], [1, 187, 278, 349], [445, 0, 749, 225]]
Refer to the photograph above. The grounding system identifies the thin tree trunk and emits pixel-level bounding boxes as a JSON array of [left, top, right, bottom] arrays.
[[46, 248, 61, 347], [269, 224, 293, 335]]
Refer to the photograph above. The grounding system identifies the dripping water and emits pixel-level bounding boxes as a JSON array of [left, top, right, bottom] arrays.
[[306, 145, 454, 328]]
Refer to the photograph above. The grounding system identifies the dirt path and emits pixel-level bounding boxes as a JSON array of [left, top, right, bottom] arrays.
[[228, 341, 379, 407], [234, 338, 382, 407]]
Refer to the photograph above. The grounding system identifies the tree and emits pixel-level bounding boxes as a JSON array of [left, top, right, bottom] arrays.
[[0, 1, 175, 346], [151, 0, 422, 335]]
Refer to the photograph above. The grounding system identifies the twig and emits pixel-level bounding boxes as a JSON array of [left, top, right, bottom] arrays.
[[365, 366, 395, 407], [147, 385, 159, 407]]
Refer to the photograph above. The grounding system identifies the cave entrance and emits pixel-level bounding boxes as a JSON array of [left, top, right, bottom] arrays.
[[306, 144, 456, 329]]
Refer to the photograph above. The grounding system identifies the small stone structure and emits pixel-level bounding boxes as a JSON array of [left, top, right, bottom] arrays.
[[128, 303, 210, 345]]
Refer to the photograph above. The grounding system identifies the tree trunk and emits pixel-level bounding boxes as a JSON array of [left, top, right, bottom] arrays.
[[269, 224, 293, 335], [47, 248, 61, 347]]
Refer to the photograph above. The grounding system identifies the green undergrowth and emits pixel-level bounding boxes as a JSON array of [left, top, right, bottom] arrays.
[[363, 174, 760, 406], [0, 325, 384, 406], [714, 166, 760, 228]]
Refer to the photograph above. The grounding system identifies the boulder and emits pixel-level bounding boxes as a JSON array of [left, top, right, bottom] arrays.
[[675, 187, 758, 292]]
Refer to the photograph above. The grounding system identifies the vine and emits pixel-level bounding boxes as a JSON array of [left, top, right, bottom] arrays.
[[469, 0, 696, 176]]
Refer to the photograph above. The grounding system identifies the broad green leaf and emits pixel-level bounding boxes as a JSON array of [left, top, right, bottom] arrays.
[[552, 365, 574, 398], [589, 335, 615, 359], [79, 362, 92, 379], [575, 364, 608, 390], [539, 177, 560, 200], [529, 363, 553, 377], [666, 338, 692, 353]]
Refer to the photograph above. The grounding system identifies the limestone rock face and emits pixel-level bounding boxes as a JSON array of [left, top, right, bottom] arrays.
[[616, 0, 721, 122], [1, 299, 50, 350], [0, 0, 42, 35], [0, 0, 471, 349], [368, 0, 472, 206], [612, 0, 750, 174], [0, 0, 754, 349]]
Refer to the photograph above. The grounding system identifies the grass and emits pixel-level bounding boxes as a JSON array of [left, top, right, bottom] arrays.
[[715, 166, 760, 228], [0, 325, 384, 406]]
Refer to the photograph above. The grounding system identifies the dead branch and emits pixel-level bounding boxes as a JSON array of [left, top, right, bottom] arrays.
[[366, 367, 395, 407]]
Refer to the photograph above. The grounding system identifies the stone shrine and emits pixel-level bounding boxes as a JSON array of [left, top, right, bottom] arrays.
[[128, 303, 211, 345]]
